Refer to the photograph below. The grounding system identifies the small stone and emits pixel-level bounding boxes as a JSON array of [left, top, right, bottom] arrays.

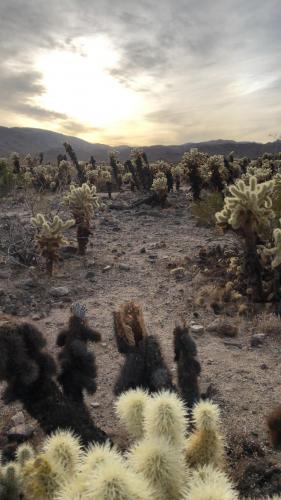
[[50, 286, 70, 298], [119, 264, 130, 271], [140, 247, 146, 254], [91, 402, 100, 408], [32, 314, 41, 321], [85, 271, 95, 279], [224, 340, 242, 349], [11, 411, 25, 426], [101, 343, 107, 348], [170, 267, 185, 279], [190, 324, 204, 336], [260, 363, 269, 370], [102, 266, 111, 272], [7, 424, 34, 439], [0, 271, 10, 279], [251, 334, 265, 348], [206, 319, 238, 338], [21, 278, 38, 289]]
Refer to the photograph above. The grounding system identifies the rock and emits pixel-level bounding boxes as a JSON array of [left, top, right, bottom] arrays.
[[170, 267, 185, 279], [251, 334, 265, 348], [0, 271, 10, 279], [32, 314, 42, 321], [7, 424, 35, 439], [91, 402, 100, 408], [224, 340, 242, 349], [148, 241, 166, 250], [102, 266, 111, 272], [11, 411, 25, 426], [101, 343, 107, 348], [206, 319, 239, 338], [140, 247, 146, 254], [21, 278, 38, 289], [260, 363, 269, 370], [50, 286, 70, 298], [119, 264, 130, 271], [190, 324, 204, 336], [85, 271, 95, 279]]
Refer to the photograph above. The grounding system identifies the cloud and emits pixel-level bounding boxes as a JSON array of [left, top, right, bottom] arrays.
[[0, 0, 281, 143]]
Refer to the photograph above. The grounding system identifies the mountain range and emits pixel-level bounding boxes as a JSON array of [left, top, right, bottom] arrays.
[[1, 126, 281, 162]]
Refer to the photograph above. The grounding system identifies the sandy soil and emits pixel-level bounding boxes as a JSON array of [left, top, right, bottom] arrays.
[[0, 187, 281, 495]]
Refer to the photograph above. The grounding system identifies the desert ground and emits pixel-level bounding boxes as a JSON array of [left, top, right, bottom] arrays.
[[0, 187, 281, 496]]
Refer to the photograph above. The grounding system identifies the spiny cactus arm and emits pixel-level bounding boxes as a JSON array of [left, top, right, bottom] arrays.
[[184, 465, 239, 500], [263, 225, 281, 269], [86, 458, 155, 500], [16, 443, 35, 467], [128, 437, 188, 500], [42, 430, 83, 477], [115, 388, 150, 440], [185, 401, 225, 469], [143, 391, 187, 447]]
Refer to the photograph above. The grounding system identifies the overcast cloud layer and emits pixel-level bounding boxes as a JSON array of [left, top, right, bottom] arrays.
[[0, 0, 281, 145]]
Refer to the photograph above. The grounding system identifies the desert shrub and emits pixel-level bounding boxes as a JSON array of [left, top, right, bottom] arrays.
[[253, 312, 281, 336], [191, 192, 224, 226]]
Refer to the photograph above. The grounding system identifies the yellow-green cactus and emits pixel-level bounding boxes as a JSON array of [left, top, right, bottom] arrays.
[[185, 401, 225, 469], [262, 219, 281, 269], [184, 465, 238, 500], [115, 388, 150, 441], [31, 213, 74, 275], [64, 183, 99, 225], [216, 176, 274, 233]]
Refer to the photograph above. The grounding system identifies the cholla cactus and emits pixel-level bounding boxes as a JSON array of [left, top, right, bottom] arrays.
[[0, 462, 21, 499], [64, 183, 99, 254], [9, 390, 240, 499], [16, 443, 35, 467], [185, 401, 225, 469], [262, 219, 281, 269], [151, 175, 168, 206], [31, 213, 74, 275], [171, 164, 183, 191], [216, 176, 274, 300], [216, 177, 274, 232], [42, 430, 83, 476], [184, 465, 238, 500], [22, 455, 63, 499], [64, 183, 99, 225], [116, 388, 150, 440]]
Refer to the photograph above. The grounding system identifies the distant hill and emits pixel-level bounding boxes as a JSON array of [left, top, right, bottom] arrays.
[[1, 126, 281, 162]]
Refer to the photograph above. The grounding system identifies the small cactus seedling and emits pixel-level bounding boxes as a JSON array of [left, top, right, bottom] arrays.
[[31, 214, 74, 275], [64, 183, 100, 255]]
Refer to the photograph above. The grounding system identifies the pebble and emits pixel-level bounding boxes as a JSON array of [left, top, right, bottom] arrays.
[[206, 319, 239, 338], [102, 266, 111, 272], [11, 411, 25, 426], [190, 324, 204, 336], [119, 264, 130, 271], [170, 267, 185, 279], [251, 334, 265, 348], [50, 286, 70, 298], [91, 402, 100, 408]]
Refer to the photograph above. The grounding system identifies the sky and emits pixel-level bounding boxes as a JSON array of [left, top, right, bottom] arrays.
[[0, 0, 281, 146]]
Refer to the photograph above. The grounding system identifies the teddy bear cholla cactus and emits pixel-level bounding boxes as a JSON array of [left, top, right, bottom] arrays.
[[25, 390, 233, 500], [4, 390, 237, 499], [151, 175, 168, 207], [216, 176, 274, 301], [31, 214, 74, 275], [64, 183, 99, 255]]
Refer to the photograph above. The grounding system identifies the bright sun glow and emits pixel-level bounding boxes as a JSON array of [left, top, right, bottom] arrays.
[[34, 36, 143, 132]]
